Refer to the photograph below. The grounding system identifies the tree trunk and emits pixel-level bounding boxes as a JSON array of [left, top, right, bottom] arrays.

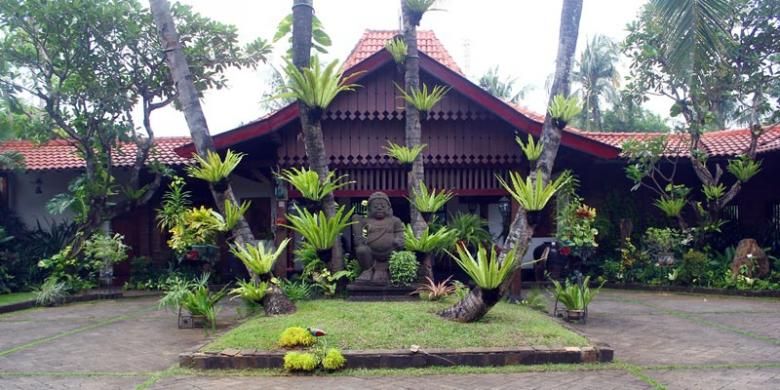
[[149, 0, 295, 315], [401, 0, 429, 274], [439, 287, 501, 323]]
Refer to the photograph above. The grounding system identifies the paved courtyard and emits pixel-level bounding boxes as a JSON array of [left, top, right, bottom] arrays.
[[0, 290, 778, 389]]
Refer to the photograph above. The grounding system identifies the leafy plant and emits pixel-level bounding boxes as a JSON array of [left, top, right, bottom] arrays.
[[413, 276, 455, 301], [520, 289, 548, 313], [278, 278, 313, 301], [158, 275, 203, 312], [283, 351, 319, 372], [277, 167, 353, 201], [385, 37, 408, 64], [34, 277, 68, 306], [448, 212, 492, 248], [167, 206, 225, 253], [180, 283, 228, 329], [156, 177, 191, 231], [702, 183, 726, 200], [283, 205, 355, 251], [407, 182, 453, 213], [550, 276, 601, 311], [277, 56, 362, 112], [222, 199, 251, 231], [389, 250, 418, 286], [322, 348, 346, 370], [278, 326, 316, 348], [186, 150, 244, 184], [515, 134, 544, 162], [273, 13, 331, 54], [396, 83, 450, 113], [498, 171, 572, 211], [679, 249, 709, 285], [229, 279, 268, 303], [311, 269, 351, 296], [727, 155, 761, 182], [655, 197, 686, 217], [403, 225, 457, 253], [452, 280, 469, 300], [548, 94, 582, 128], [229, 238, 290, 276], [447, 244, 518, 290], [384, 142, 426, 164], [83, 232, 129, 268]]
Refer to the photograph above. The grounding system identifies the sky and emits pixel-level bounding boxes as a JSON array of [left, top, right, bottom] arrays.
[[149, 0, 656, 137]]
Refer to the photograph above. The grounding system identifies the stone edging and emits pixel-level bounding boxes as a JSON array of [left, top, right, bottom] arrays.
[[0, 291, 123, 314], [179, 345, 614, 370], [602, 283, 780, 298]]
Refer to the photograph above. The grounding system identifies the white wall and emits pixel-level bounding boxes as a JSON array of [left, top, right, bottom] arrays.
[[8, 170, 78, 229]]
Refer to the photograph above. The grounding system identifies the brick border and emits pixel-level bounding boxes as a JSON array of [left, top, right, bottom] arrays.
[[179, 345, 614, 370], [0, 291, 123, 314]]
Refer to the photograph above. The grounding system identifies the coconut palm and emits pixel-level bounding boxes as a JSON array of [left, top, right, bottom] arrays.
[[572, 35, 619, 131], [478, 66, 531, 104]]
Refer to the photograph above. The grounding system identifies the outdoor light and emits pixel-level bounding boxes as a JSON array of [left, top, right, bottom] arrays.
[[498, 196, 511, 219]]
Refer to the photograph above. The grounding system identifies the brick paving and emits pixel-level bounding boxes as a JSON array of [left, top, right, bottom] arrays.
[[0, 290, 777, 389]]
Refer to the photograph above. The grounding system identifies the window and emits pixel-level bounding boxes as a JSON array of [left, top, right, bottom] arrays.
[[723, 204, 740, 224]]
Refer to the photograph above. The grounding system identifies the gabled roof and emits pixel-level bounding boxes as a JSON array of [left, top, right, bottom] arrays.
[[344, 30, 463, 74], [0, 137, 191, 171]]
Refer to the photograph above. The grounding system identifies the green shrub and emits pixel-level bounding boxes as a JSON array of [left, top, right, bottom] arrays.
[[322, 348, 346, 370], [283, 351, 319, 372], [679, 249, 709, 285], [551, 276, 601, 310], [278, 326, 316, 348], [278, 279, 313, 301], [389, 251, 418, 286], [34, 277, 68, 306]]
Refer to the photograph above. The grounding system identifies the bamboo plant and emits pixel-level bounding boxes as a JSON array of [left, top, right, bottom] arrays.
[[384, 142, 427, 165], [283, 205, 355, 251], [277, 167, 353, 201]]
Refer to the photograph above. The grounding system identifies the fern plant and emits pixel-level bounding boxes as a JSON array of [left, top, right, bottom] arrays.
[[548, 94, 581, 128], [283, 205, 355, 250], [384, 142, 426, 164], [404, 224, 457, 253], [655, 197, 686, 217], [277, 167, 353, 201], [408, 182, 453, 213], [448, 212, 492, 247], [702, 183, 726, 201], [385, 37, 408, 64], [222, 199, 251, 231], [276, 56, 362, 114], [497, 171, 572, 211], [396, 83, 449, 113], [515, 134, 543, 162], [447, 244, 518, 290], [230, 238, 290, 276], [187, 150, 244, 184], [727, 155, 761, 182]]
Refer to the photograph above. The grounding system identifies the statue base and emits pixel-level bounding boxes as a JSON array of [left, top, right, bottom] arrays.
[[346, 283, 416, 301]]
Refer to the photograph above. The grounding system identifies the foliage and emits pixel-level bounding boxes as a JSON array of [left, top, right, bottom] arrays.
[[551, 276, 601, 310], [448, 212, 492, 248], [572, 35, 620, 130], [498, 171, 572, 211], [34, 277, 68, 306], [283, 205, 355, 250], [277, 278, 314, 301], [222, 199, 251, 231], [479, 66, 529, 104], [702, 183, 726, 201], [556, 199, 599, 258], [404, 225, 457, 253], [187, 150, 244, 184], [385, 37, 408, 64], [180, 283, 228, 329], [407, 182, 453, 213], [83, 232, 129, 268], [273, 13, 331, 54], [37, 245, 95, 292], [158, 274, 209, 312], [388, 251, 418, 286], [229, 239, 290, 276], [322, 348, 347, 371], [229, 279, 268, 303], [600, 92, 669, 132], [727, 155, 761, 182], [167, 206, 225, 253], [548, 95, 582, 128], [452, 280, 469, 301], [311, 269, 351, 296], [277, 56, 361, 111], [520, 289, 548, 313], [278, 326, 317, 348], [413, 276, 455, 301], [383, 142, 426, 164], [678, 249, 709, 285], [515, 134, 544, 162], [405, 0, 439, 14], [396, 83, 450, 113], [283, 351, 319, 372], [655, 197, 687, 218], [156, 177, 191, 231], [277, 167, 353, 201], [643, 227, 687, 255], [448, 244, 518, 290]]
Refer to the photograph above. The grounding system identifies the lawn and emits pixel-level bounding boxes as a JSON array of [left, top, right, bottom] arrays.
[[0, 292, 35, 306], [204, 298, 588, 352]]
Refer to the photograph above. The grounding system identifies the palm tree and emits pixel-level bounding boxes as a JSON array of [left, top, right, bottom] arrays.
[[478, 66, 531, 104], [572, 35, 620, 130], [148, 0, 295, 314]]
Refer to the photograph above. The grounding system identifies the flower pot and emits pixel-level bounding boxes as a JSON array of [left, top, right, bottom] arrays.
[[566, 309, 585, 321], [317, 248, 333, 263], [178, 312, 207, 329]]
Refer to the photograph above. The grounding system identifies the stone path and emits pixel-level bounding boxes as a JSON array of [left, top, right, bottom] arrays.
[[0, 290, 778, 389]]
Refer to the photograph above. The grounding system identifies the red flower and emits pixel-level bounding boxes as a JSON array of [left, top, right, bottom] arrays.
[[560, 246, 572, 256], [185, 250, 200, 261]]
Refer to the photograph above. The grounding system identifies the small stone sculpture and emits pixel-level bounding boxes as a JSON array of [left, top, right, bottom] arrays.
[[353, 192, 404, 285], [731, 238, 770, 278]]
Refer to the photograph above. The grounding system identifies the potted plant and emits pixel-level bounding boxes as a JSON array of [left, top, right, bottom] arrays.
[[643, 227, 685, 266], [550, 276, 602, 322], [395, 83, 450, 121], [283, 205, 355, 263], [186, 150, 244, 192], [383, 142, 426, 171], [230, 238, 290, 281], [403, 224, 457, 278], [407, 182, 453, 222], [556, 201, 599, 267], [497, 171, 571, 225]]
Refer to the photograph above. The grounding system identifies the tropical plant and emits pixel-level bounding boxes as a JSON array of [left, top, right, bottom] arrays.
[[156, 177, 191, 231], [82, 232, 129, 267], [404, 225, 457, 253], [322, 348, 346, 370], [311, 269, 351, 296], [497, 171, 572, 211], [273, 13, 331, 54], [180, 283, 228, 329], [222, 199, 251, 231], [283, 351, 319, 372], [384, 142, 427, 164], [556, 199, 599, 257], [278, 326, 316, 348], [452, 280, 469, 300], [187, 150, 245, 184], [702, 183, 726, 201], [404, 0, 440, 22], [407, 182, 453, 213], [479, 66, 530, 104], [34, 277, 68, 306], [572, 35, 620, 130], [448, 244, 518, 290], [548, 94, 582, 128], [283, 205, 355, 251], [448, 212, 492, 248], [277, 278, 313, 301], [229, 279, 268, 303], [0, 151, 24, 170], [158, 274, 207, 312], [166, 206, 226, 253], [727, 155, 761, 182], [385, 37, 408, 64], [413, 275, 455, 301], [655, 197, 686, 218], [388, 251, 418, 286], [396, 83, 450, 113], [230, 239, 290, 276], [520, 289, 548, 312], [515, 134, 544, 162], [277, 167, 353, 201], [277, 56, 362, 112], [550, 276, 601, 311]]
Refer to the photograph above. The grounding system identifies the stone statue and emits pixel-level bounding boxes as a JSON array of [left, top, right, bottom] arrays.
[[353, 192, 405, 285], [731, 238, 770, 278]]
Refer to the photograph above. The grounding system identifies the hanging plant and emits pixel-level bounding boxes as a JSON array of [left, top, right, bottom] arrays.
[[277, 167, 353, 202], [383, 142, 426, 165], [186, 150, 244, 191], [515, 134, 544, 162], [385, 37, 408, 65], [548, 94, 581, 129], [395, 83, 449, 118]]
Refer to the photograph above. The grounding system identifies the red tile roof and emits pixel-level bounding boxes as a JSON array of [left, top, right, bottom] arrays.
[[0, 137, 192, 171], [344, 30, 463, 75]]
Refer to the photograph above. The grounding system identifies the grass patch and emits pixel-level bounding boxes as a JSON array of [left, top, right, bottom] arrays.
[[0, 292, 35, 306], [204, 299, 588, 352]]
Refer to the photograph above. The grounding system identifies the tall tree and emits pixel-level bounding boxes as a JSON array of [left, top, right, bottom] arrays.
[[149, 0, 295, 314], [478, 66, 531, 104], [440, 0, 584, 321], [572, 35, 620, 130]]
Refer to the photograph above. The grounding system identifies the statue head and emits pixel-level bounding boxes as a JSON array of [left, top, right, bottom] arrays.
[[367, 192, 393, 220]]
